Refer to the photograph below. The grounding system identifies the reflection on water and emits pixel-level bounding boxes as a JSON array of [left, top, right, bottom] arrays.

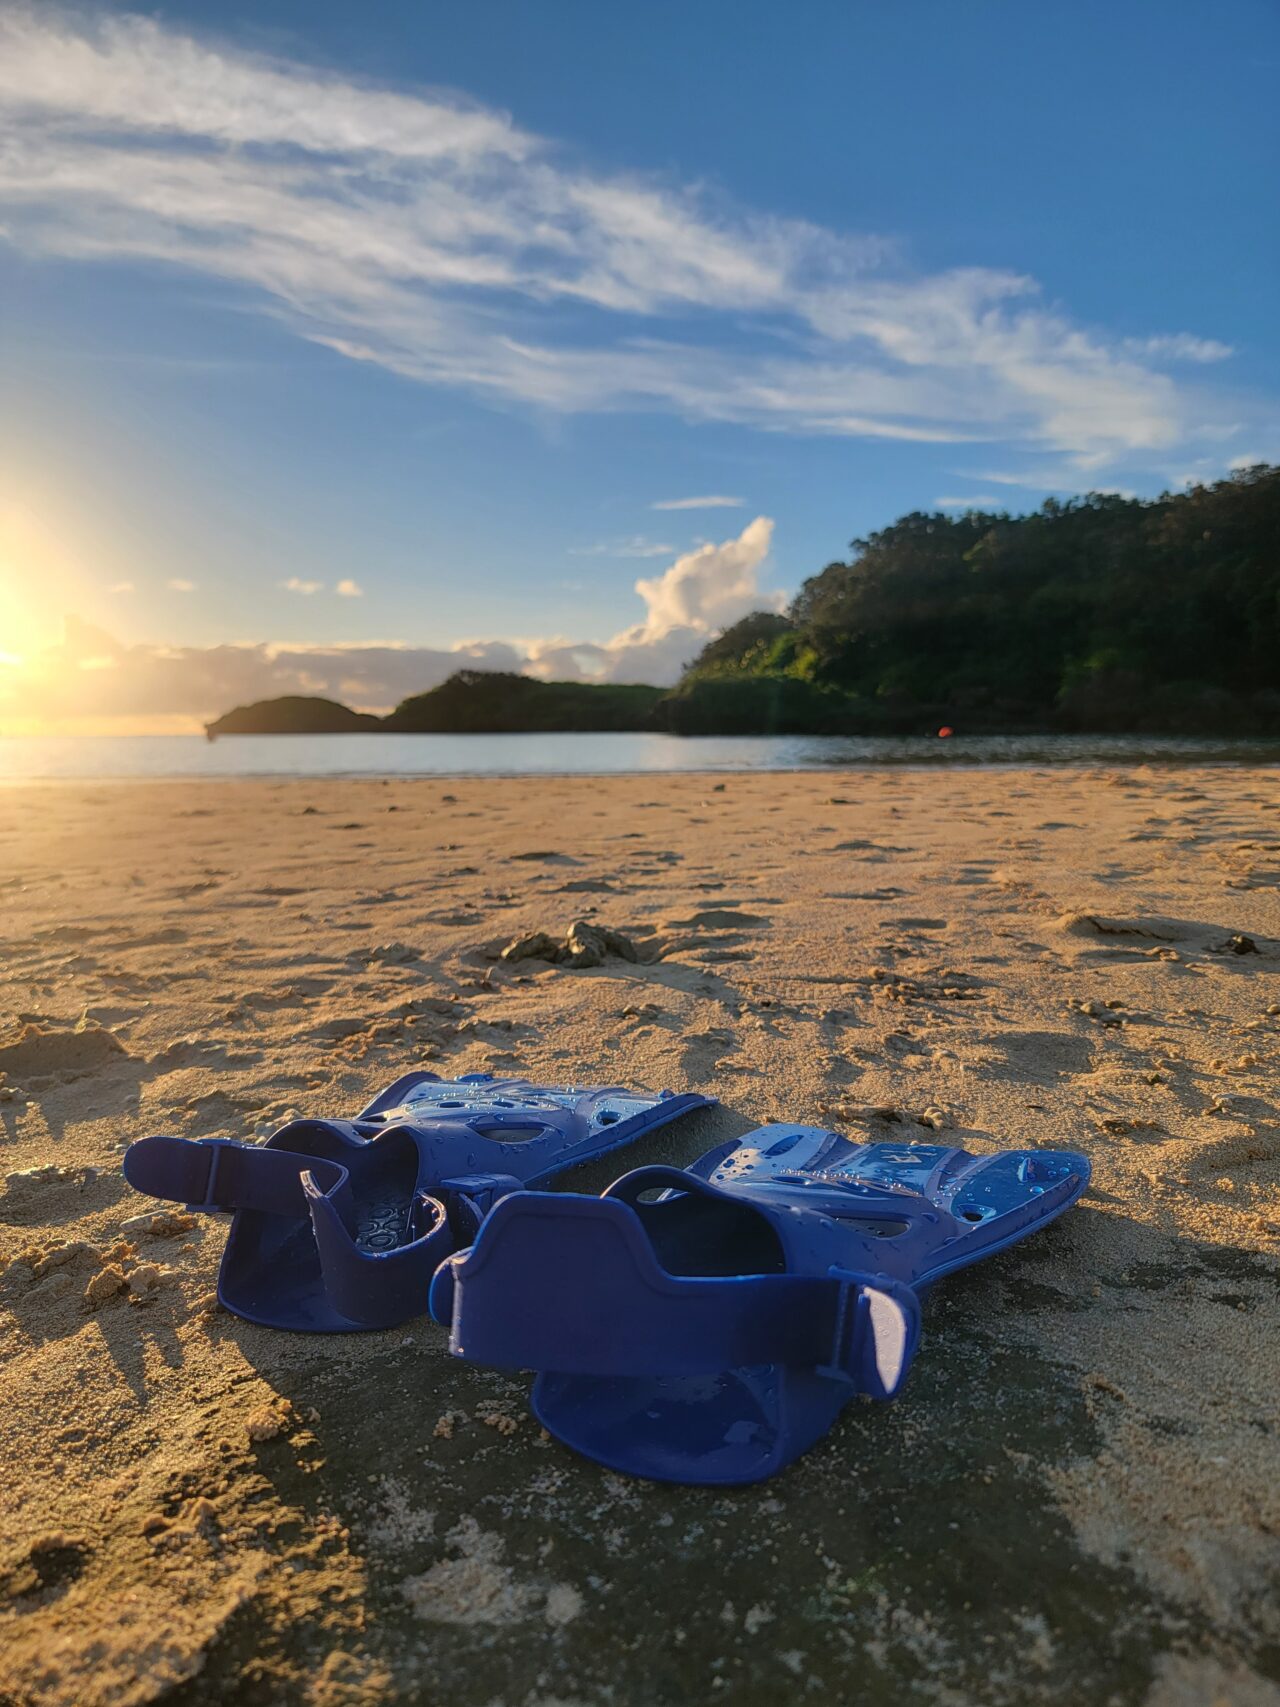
[[3, 731, 1280, 781]]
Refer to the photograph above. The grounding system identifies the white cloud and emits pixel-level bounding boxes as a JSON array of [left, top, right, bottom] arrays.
[[0, 11, 526, 162], [108, 580, 134, 593], [934, 495, 1005, 510], [166, 577, 196, 592], [631, 517, 776, 637], [4, 518, 783, 724], [570, 536, 674, 559], [651, 495, 744, 511], [282, 576, 323, 594], [336, 578, 364, 597], [0, 8, 1261, 473], [2, 616, 525, 725], [961, 466, 1105, 492], [963, 467, 1147, 499], [535, 515, 782, 685], [1123, 334, 1233, 364]]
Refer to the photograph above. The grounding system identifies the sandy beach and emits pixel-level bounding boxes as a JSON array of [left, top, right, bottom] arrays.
[[1, 767, 1277, 1707]]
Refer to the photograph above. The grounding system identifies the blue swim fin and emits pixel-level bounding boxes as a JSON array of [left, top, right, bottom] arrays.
[[123, 1073, 712, 1332], [430, 1125, 1089, 1484]]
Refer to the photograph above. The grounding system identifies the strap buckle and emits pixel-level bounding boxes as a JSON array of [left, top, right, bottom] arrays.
[[440, 1172, 523, 1233], [815, 1272, 865, 1385], [183, 1138, 242, 1212]]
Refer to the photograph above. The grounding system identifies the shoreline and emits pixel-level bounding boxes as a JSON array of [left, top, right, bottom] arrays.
[[6, 760, 1280, 789], [5, 730, 1280, 790]]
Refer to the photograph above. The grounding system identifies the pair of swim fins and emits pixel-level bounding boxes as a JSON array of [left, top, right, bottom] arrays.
[[124, 1074, 1089, 1485]]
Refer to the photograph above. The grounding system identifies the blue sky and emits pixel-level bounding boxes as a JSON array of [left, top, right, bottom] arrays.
[[1, 0, 1277, 728]]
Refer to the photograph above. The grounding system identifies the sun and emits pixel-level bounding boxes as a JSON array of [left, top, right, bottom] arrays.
[[0, 499, 90, 667]]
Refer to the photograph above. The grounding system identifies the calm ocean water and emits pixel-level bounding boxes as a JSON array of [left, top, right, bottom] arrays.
[[3, 732, 1280, 780]]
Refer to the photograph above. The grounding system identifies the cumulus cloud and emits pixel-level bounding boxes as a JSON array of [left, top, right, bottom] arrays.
[[0, 7, 1258, 476], [282, 576, 323, 594], [632, 517, 777, 637], [335, 578, 363, 597], [2, 518, 782, 727], [531, 515, 781, 686], [651, 495, 744, 510]]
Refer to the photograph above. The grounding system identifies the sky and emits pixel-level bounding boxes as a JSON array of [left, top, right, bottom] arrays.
[[1, 0, 1277, 731]]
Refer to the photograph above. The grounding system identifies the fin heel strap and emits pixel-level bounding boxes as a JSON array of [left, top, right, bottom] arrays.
[[445, 1259, 915, 1390], [123, 1133, 351, 1216], [432, 1193, 921, 1397]]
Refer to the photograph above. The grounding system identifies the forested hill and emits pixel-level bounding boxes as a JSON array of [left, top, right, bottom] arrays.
[[665, 463, 1280, 733], [209, 466, 1279, 737]]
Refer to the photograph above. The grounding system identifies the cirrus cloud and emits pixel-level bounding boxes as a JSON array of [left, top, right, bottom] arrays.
[[0, 7, 1264, 487], [569, 536, 674, 560]]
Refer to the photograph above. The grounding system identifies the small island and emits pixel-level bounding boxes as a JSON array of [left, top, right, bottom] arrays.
[[206, 696, 383, 736]]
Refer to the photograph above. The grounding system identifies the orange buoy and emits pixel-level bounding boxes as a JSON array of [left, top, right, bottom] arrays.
[[937, 726, 954, 738]]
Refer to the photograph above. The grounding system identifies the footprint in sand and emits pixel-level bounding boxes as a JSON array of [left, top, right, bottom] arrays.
[[664, 908, 771, 931], [359, 942, 424, 965], [0, 1021, 129, 1084], [112, 926, 189, 949], [1057, 912, 1274, 960], [831, 887, 906, 901], [0, 1534, 91, 1606], [973, 1029, 1095, 1083], [1, 1165, 100, 1213], [146, 1039, 262, 1072], [830, 840, 909, 857], [677, 1027, 738, 1078]]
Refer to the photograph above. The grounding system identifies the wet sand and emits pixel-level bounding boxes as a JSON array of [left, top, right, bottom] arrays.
[[1, 769, 1277, 1706]]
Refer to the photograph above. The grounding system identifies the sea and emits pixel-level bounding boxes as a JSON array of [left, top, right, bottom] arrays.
[[3, 732, 1280, 781]]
